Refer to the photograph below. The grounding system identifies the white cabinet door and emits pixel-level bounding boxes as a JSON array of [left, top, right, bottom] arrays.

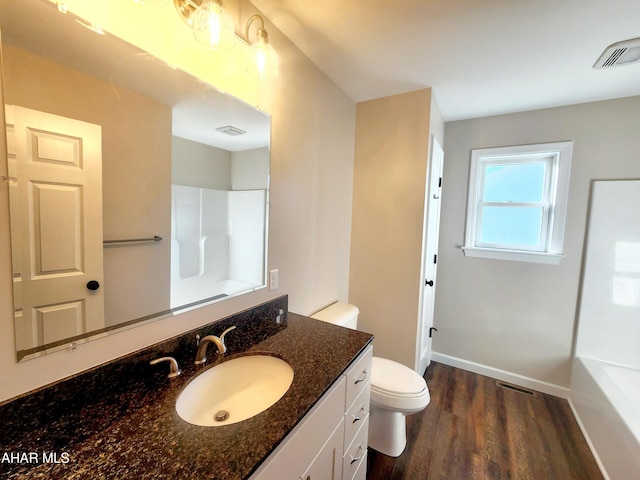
[[301, 418, 344, 480], [250, 378, 346, 479]]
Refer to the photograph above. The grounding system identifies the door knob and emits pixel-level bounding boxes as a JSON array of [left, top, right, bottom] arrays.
[[86, 280, 100, 291], [425, 279, 434, 287]]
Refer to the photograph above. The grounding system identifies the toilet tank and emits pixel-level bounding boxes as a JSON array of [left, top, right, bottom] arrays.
[[310, 302, 359, 329]]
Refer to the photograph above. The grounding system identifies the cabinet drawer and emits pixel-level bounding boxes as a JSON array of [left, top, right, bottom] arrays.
[[342, 419, 369, 480], [352, 450, 368, 480], [344, 385, 369, 449], [344, 345, 372, 410]]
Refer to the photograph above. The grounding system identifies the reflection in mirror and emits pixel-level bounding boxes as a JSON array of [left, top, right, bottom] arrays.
[[0, 0, 270, 361]]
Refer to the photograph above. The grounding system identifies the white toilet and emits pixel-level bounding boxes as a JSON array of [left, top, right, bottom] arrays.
[[311, 302, 430, 457]]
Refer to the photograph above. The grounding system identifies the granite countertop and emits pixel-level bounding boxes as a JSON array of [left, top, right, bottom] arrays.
[[0, 298, 373, 479]]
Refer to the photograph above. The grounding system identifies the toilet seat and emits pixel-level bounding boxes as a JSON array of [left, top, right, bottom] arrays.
[[371, 357, 426, 395], [370, 357, 430, 412]]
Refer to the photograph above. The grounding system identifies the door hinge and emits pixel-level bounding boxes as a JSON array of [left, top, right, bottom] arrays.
[[438, 177, 442, 188], [429, 327, 438, 338], [433, 254, 437, 264]]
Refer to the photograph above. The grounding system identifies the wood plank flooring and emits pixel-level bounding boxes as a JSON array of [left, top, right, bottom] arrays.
[[366, 362, 603, 480]]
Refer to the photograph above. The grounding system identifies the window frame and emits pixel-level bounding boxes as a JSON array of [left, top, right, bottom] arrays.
[[463, 141, 573, 265]]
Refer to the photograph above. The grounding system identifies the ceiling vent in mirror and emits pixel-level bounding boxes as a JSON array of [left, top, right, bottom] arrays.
[[593, 37, 640, 69], [216, 125, 247, 136]]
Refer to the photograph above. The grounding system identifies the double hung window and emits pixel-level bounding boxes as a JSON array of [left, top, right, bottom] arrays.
[[463, 142, 573, 264]]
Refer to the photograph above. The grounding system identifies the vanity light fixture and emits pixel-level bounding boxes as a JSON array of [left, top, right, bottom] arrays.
[[174, 0, 235, 51], [243, 14, 279, 79], [134, 0, 280, 77]]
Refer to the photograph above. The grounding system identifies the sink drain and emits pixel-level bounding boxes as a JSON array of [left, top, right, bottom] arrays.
[[214, 410, 230, 422]]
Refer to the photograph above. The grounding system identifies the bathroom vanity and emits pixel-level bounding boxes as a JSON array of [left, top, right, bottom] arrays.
[[252, 343, 372, 479], [0, 297, 373, 479]]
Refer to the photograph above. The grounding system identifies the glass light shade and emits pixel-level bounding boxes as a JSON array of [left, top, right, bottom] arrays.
[[247, 36, 279, 79], [191, 0, 235, 51]]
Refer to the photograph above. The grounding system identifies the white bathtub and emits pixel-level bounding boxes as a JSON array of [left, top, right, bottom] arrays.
[[570, 357, 640, 479]]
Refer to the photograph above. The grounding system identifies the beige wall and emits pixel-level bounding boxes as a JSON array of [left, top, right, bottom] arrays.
[[0, 0, 356, 401], [232, 147, 270, 190], [172, 136, 232, 190], [172, 139, 270, 191], [349, 89, 437, 368], [434, 96, 640, 393]]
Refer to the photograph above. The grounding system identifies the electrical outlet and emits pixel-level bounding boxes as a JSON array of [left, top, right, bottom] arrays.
[[269, 269, 279, 291]]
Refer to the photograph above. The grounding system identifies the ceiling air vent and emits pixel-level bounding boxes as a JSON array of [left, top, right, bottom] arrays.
[[216, 125, 247, 136], [594, 37, 640, 69]]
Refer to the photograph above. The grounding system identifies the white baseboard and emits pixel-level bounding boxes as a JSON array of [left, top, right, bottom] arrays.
[[431, 352, 570, 398]]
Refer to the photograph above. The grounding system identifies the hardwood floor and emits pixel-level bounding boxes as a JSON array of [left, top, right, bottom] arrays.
[[366, 362, 603, 480]]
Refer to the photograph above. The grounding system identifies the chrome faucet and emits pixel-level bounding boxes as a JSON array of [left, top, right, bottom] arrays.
[[150, 356, 181, 378], [194, 326, 236, 365]]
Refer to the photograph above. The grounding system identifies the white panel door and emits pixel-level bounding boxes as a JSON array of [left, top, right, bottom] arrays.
[[417, 136, 444, 374], [6, 105, 104, 351]]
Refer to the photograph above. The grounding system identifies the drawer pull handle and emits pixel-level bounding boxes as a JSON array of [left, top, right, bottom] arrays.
[[350, 445, 364, 464], [354, 369, 367, 385], [352, 406, 366, 423]]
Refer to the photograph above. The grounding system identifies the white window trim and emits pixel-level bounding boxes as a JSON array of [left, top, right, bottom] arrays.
[[463, 141, 573, 265]]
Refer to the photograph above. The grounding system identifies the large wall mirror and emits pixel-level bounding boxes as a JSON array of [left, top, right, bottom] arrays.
[[0, 0, 270, 362]]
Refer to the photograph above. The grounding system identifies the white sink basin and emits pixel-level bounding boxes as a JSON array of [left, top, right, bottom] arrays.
[[176, 354, 294, 426]]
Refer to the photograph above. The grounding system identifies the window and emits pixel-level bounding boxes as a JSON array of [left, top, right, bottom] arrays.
[[463, 142, 573, 264]]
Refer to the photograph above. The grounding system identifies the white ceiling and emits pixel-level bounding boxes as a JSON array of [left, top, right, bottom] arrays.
[[251, 0, 640, 121]]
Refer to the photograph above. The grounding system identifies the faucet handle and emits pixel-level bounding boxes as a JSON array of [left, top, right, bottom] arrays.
[[150, 356, 182, 378], [219, 326, 236, 353]]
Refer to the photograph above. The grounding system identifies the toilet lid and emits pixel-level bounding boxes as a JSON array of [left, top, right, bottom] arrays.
[[371, 356, 427, 396]]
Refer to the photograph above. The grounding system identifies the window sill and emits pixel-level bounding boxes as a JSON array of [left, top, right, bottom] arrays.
[[461, 247, 565, 265]]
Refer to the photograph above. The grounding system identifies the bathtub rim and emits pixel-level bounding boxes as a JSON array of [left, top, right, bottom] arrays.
[[570, 356, 640, 480]]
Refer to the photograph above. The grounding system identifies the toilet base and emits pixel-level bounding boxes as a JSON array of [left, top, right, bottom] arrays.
[[368, 407, 407, 457]]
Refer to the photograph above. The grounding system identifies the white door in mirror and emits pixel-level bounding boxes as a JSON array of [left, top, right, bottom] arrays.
[[7, 105, 105, 351]]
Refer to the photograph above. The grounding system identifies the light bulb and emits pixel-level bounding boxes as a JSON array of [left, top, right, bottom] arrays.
[[192, 0, 235, 51], [247, 31, 279, 79]]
